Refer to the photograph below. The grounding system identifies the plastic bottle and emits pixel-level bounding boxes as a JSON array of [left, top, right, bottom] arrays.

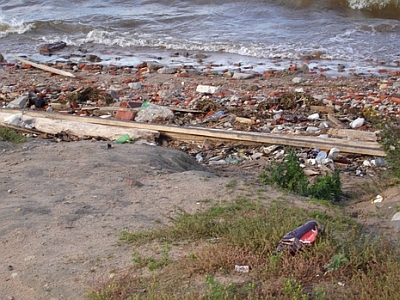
[[140, 100, 151, 110], [315, 151, 327, 164], [114, 134, 130, 144]]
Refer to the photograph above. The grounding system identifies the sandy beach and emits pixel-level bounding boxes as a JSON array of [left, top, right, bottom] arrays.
[[1, 57, 400, 299]]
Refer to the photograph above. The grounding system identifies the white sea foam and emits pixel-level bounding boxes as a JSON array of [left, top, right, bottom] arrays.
[[347, 0, 399, 9], [0, 15, 35, 37]]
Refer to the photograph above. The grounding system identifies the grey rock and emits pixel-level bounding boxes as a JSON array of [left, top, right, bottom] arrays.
[[147, 62, 162, 72], [392, 81, 400, 89], [7, 95, 28, 109], [135, 104, 174, 122], [128, 82, 142, 90], [157, 67, 177, 74], [232, 72, 254, 80], [292, 77, 304, 84], [86, 54, 101, 62]]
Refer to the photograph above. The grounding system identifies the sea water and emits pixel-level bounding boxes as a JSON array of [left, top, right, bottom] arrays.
[[0, 0, 399, 73]]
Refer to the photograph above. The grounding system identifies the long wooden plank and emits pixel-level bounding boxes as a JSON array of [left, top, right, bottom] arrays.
[[0, 109, 386, 156], [15, 57, 76, 78], [0, 112, 159, 141], [327, 128, 377, 142]]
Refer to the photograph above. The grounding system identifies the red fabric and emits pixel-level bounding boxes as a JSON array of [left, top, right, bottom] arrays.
[[300, 228, 318, 244]]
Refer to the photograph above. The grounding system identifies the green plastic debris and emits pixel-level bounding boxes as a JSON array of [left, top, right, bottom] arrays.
[[115, 134, 131, 144], [140, 100, 151, 110]]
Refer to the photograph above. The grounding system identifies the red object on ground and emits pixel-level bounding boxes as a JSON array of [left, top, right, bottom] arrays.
[[115, 110, 136, 121]]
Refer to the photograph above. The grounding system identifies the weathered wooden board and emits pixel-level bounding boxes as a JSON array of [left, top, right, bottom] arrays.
[[0, 109, 386, 156]]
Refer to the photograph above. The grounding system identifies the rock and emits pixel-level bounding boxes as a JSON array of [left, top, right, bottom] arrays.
[[349, 117, 365, 129], [392, 81, 400, 89], [146, 62, 162, 72], [328, 148, 340, 160], [157, 67, 177, 74], [86, 54, 101, 62], [391, 212, 400, 221], [0, 53, 4, 62], [391, 212, 400, 231], [306, 126, 320, 133], [196, 85, 221, 94], [39, 41, 66, 55], [251, 152, 263, 160], [307, 113, 320, 121], [128, 82, 142, 90], [6, 95, 28, 109], [299, 64, 309, 73], [304, 169, 320, 176], [232, 72, 254, 80], [292, 77, 303, 84], [135, 104, 174, 122]]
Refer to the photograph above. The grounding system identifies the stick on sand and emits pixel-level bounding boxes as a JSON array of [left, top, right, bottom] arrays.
[[15, 57, 76, 78]]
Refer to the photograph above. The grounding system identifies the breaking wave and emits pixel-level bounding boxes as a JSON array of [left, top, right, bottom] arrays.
[[271, 0, 400, 19], [0, 16, 35, 37]]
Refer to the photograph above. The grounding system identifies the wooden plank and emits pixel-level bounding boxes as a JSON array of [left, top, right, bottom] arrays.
[[0, 109, 386, 156], [15, 57, 76, 78], [327, 114, 345, 128], [0, 112, 159, 141], [310, 105, 334, 114], [327, 128, 377, 142]]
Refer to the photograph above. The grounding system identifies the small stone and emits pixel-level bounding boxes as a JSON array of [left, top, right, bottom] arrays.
[[307, 113, 320, 121], [11, 272, 18, 278], [196, 85, 221, 94], [232, 72, 254, 80], [306, 126, 320, 133], [349, 117, 365, 129], [157, 67, 177, 74], [6, 95, 28, 109], [86, 54, 101, 62], [128, 82, 142, 90], [391, 212, 400, 221], [292, 77, 303, 84]]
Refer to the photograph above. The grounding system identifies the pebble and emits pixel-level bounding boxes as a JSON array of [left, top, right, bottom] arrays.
[[292, 77, 303, 84], [128, 82, 142, 89], [232, 72, 254, 79], [349, 117, 365, 129]]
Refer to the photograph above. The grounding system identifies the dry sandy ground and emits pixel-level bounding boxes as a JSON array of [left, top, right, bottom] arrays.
[[0, 139, 257, 300], [1, 139, 400, 300]]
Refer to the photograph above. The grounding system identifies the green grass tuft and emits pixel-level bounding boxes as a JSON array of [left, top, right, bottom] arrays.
[[0, 126, 27, 144], [260, 148, 342, 202]]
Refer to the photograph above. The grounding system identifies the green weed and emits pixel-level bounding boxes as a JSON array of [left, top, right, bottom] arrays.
[[260, 149, 342, 202], [377, 120, 400, 179], [89, 196, 400, 300], [0, 126, 27, 144]]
